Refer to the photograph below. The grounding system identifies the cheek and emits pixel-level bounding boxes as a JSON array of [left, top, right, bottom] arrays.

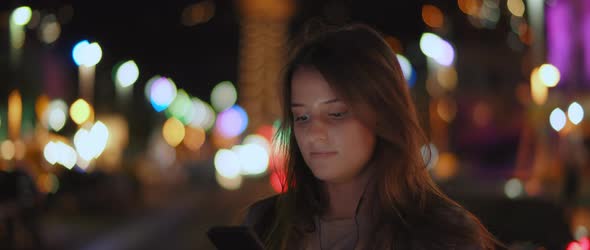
[[337, 123, 376, 157]]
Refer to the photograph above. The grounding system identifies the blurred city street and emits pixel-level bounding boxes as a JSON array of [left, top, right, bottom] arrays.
[[1, 0, 589, 249]]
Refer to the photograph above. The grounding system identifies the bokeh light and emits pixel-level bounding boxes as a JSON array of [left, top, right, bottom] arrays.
[[48, 109, 67, 132], [189, 98, 216, 131], [183, 126, 206, 151], [579, 237, 590, 250], [72, 40, 102, 67], [162, 118, 185, 147], [538, 63, 560, 87], [507, 0, 525, 17], [396, 54, 416, 87], [90, 121, 109, 158], [181, 0, 216, 26], [215, 105, 248, 138], [1, 140, 16, 160], [166, 89, 194, 124], [530, 67, 548, 105], [234, 144, 269, 175], [420, 33, 455, 66], [44, 141, 77, 169], [43, 141, 58, 165], [115, 60, 140, 88], [70, 99, 92, 125], [214, 149, 241, 178], [215, 172, 242, 190], [422, 5, 444, 28], [458, 0, 482, 16], [505, 178, 524, 199], [47, 100, 68, 132], [149, 77, 177, 112], [11, 6, 32, 26], [211, 81, 237, 112], [40, 14, 61, 44], [568, 102, 584, 125], [567, 241, 582, 250], [433, 152, 458, 180], [437, 67, 458, 91], [8, 90, 22, 139], [35, 95, 50, 126], [243, 134, 271, 154], [437, 97, 457, 123], [550, 108, 567, 132], [421, 143, 439, 170], [74, 121, 109, 161]]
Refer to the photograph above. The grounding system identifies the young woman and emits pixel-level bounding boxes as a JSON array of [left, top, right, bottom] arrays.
[[243, 22, 501, 250]]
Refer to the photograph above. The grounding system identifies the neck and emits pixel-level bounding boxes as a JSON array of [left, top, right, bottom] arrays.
[[321, 167, 374, 220]]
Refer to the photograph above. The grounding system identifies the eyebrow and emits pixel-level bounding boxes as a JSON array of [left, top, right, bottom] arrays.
[[291, 98, 341, 107]]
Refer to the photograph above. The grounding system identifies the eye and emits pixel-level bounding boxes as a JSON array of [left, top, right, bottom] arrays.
[[294, 114, 310, 122], [328, 111, 348, 119]]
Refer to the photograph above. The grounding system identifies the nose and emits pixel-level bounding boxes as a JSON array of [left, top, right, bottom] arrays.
[[306, 119, 328, 143]]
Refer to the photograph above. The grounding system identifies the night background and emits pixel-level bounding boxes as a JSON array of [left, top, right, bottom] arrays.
[[0, 0, 588, 249]]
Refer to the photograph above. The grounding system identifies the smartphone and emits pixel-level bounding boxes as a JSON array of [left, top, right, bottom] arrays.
[[207, 226, 265, 250]]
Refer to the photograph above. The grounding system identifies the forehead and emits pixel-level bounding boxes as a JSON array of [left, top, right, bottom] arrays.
[[290, 66, 339, 103]]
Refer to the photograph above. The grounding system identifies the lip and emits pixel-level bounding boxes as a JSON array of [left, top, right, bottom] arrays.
[[310, 151, 338, 158]]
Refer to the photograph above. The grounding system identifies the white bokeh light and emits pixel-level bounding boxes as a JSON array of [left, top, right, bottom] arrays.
[[233, 144, 269, 175], [116, 60, 140, 88], [549, 108, 566, 132], [504, 178, 524, 199], [214, 149, 241, 178], [11, 6, 32, 26], [568, 102, 584, 125]]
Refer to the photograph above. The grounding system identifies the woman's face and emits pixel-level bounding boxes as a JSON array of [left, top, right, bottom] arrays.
[[291, 66, 376, 184]]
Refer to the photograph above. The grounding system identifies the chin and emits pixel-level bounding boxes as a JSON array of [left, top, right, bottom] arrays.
[[310, 168, 348, 183]]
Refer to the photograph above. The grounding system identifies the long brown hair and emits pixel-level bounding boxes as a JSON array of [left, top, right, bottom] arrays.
[[260, 21, 501, 249]]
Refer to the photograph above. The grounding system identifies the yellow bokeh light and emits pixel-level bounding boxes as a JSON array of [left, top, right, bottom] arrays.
[[183, 126, 206, 151], [437, 97, 457, 123], [8, 90, 22, 140], [530, 67, 548, 105], [507, 0, 525, 17], [538, 63, 560, 87], [422, 5, 444, 28], [70, 99, 92, 125], [162, 118, 185, 147], [35, 95, 50, 126], [1, 140, 16, 160], [433, 152, 458, 180], [437, 67, 458, 90]]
